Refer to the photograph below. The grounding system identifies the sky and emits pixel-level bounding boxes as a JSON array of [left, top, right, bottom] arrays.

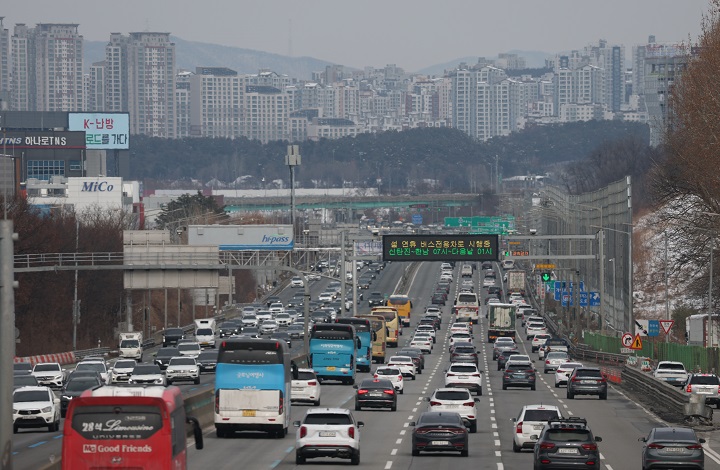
[[2, 0, 709, 71]]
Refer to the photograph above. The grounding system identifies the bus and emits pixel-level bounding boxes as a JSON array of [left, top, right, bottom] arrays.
[[309, 323, 360, 385], [356, 314, 388, 364], [61, 386, 203, 470], [215, 338, 297, 438], [387, 295, 413, 327], [371, 306, 401, 348], [335, 317, 374, 372], [454, 291, 480, 324]]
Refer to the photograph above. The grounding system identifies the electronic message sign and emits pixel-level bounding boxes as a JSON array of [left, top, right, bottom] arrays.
[[382, 234, 499, 262]]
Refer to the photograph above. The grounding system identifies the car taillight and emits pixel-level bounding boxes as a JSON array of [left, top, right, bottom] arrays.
[[546, 360, 551, 364], [472, 373, 481, 377], [384, 389, 395, 395], [429, 401, 442, 406], [539, 442, 556, 450], [686, 384, 693, 393], [647, 443, 665, 449], [307, 381, 317, 386], [572, 376, 579, 382], [278, 394, 284, 415], [581, 443, 597, 451], [348, 426, 355, 439], [374, 374, 379, 378], [358, 389, 369, 395], [398, 375, 403, 381], [463, 401, 474, 407], [215, 391, 220, 413], [446, 373, 456, 376], [686, 444, 703, 449], [516, 421, 523, 433], [299, 426, 307, 438]]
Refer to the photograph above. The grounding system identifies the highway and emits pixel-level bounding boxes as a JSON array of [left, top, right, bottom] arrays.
[[14, 260, 720, 469]]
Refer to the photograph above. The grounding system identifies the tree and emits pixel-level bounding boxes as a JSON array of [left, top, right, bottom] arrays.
[[155, 191, 227, 230]]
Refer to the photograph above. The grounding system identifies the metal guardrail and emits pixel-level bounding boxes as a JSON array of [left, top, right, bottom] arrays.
[[621, 365, 689, 416]]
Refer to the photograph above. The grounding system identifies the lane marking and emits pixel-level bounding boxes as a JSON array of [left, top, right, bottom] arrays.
[[396, 438, 402, 444], [28, 441, 47, 448], [391, 448, 398, 455], [385, 461, 393, 469]]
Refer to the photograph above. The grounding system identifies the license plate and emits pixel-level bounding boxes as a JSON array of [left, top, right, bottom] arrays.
[[327, 366, 336, 371], [445, 404, 459, 409], [431, 440, 450, 445], [513, 374, 526, 378], [581, 380, 596, 384], [534, 425, 544, 430], [459, 376, 469, 379], [319, 431, 336, 437], [558, 448, 579, 454], [242, 410, 256, 417], [664, 447, 684, 453], [292, 388, 303, 392]]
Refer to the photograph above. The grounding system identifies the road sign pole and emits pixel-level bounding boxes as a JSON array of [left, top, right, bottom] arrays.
[[0, 220, 15, 470]]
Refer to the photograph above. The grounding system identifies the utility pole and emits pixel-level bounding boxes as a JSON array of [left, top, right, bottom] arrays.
[[73, 217, 79, 351], [1, 220, 17, 470]]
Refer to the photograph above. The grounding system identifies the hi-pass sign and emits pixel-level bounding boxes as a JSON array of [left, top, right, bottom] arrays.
[[382, 234, 499, 262]]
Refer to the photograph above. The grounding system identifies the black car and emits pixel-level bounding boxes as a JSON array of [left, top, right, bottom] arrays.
[[241, 326, 260, 338], [287, 324, 306, 339], [567, 367, 608, 400], [368, 291, 385, 307], [431, 292, 447, 305], [154, 347, 180, 370], [13, 363, 32, 375], [218, 321, 240, 338], [497, 350, 518, 371], [482, 262, 493, 270], [450, 345, 479, 367], [265, 296, 282, 308], [487, 286, 502, 299], [502, 362, 536, 390], [419, 316, 439, 330], [398, 348, 425, 372], [271, 331, 292, 348], [13, 374, 38, 390], [196, 349, 218, 374], [640, 426, 705, 470], [358, 277, 372, 289], [162, 328, 185, 347], [354, 378, 397, 411], [411, 411, 469, 457], [532, 418, 602, 470], [61, 375, 102, 417]]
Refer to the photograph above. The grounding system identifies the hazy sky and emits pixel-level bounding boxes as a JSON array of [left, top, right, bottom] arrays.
[[3, 0, 709, 71]]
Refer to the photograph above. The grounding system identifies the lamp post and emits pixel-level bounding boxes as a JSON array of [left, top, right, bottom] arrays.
[[607, 258, 616, 333]]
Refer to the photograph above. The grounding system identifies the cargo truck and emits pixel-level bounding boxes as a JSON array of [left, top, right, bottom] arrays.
[[118, 332, 143, 360], [506, 270, 526, 296], [487, 303, 517, 343], [454, 292, 480, 324]]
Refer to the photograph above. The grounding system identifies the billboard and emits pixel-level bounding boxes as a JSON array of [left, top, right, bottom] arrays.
[[68, 113, 130, 150], [354, 240, 382, 255], [188, 224, 294, 251], [0, 131, 85, 149], [382, 234, 499, 262]]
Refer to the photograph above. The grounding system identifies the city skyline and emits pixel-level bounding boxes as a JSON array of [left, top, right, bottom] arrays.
[[3, 0, 708, 72]]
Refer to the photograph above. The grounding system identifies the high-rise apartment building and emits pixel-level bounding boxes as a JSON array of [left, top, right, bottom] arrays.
[[190, 67, 240, 138], [176, 70, 192, 138], [0, 17, 9, 107], [451, 65, 513, 141], [11, 23, 84, 112], [88, 61, 105, 112], [105, 33, 129, 113], [243, 85, 290, 143]]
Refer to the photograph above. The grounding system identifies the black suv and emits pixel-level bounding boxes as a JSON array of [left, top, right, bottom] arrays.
[[532, 417, 602, 470], [502, 362, 536, 390], [154, 347, 179, 370], [368, 291, 385, 307], [61, 375, 102, 417], [398, 348, 425, 372], [354, 378, 397, 411], [566, 367, 607, 400], [218, 321, 240, 338], [450, 345, 479, 366], [162, 328, 185, 347]]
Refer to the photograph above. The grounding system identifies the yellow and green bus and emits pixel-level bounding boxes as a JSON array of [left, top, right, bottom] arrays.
[[387, 295, 412, 327], [355, 314, 387, 364], [370, 306, 400, 348]]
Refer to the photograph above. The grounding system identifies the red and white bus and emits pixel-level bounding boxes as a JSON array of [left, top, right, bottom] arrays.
[[62, 385, 203, 470]]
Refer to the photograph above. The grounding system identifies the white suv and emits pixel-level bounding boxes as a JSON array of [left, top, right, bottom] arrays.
[[165, 357, 200, 385], [294, 408, 363, 465], [13, 386, 61, 433], [110, 359, 137, 383], [31, 362, 65, 389], [387, 356, 416, 380], [374, 366, 404, 394], [444, 363, 483, 396], [415, 325, 437, 343], [428, 388, 480, 433], [512, 404, 563, 452], [292, 368, 322, 406], [543, 351, 570, 374]]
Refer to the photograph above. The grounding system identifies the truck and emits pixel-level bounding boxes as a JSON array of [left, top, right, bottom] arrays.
[[118, 332, 143, 361], [686, 313, 720, 347], [487, 303, 517, 343], [454, 292, 480, 324], [195, 318, 217, 333], [195, 319, 217, 348], [506, 270, 526, 296]]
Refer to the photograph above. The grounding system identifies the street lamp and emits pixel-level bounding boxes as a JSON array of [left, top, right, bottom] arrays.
[[608, 258, 616, 334]]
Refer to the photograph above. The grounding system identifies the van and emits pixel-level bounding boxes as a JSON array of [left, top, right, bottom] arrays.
[[501, 259, 515, 270], [460, 264, 473, 278], [118, 332, 143, 360]]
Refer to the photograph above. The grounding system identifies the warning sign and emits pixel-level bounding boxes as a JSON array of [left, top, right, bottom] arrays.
[[621, 333, 633, 348], [659, 320, 674, 334], [629, 333, 643, 350]]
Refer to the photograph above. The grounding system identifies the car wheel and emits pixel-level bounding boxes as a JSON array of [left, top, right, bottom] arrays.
[[461, 449, 469, 457], [399, 389, 404, 394], [477, 388, 482, 396], [216, 427, 226, 438], [355, 403, 361, 411], [543, 369, 549, 374], [296, 453, 306, 465], [600, 392, 608, 400], [13, 424, 18, 434], [531, 385, 536, 391], [194, 377, 200, 385], [502, 384, 507, 390], [391, 403, 397, 411], [167, 379, 172, 386], [469, 421, 477, 433], [313, 400, 321, 406], [412, 375, 416, 381], [61, 409, 66, 418], [412, 448, 420, 456], [567, 391, 574, 399], [351, 450, 360, 465], [513, 440, 521, 452]]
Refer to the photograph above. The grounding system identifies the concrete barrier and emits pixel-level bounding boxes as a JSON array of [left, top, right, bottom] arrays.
[[14, 352, 76, 366]]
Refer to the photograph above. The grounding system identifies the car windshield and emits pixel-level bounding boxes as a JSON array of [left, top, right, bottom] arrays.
[[14, 363, 32, 371], [449, 365, 477, 373], [157, 348, 179, 358], [120, 340, 140, 347], [559, 363, 583, 370], [507, 363, 532, 370], [133, 365, 161, 375], [304, 413, 352, 425], [659, 363, 686, 371], [690, 375, 720, 385], [574, 369, 602, 378], [434, 390, 471, 400], [524, 409, 561, 421], [454, 347, 475, 354], [297, 371, 316, 381], [165, 329, 183, 336], [196, 328, 213, 335], [13, 376, 38, 386], [654, 428, 697, 441], [65, 378, 99, 392], [377, 368, 400, 376], [170, 358, 195, 366], [545, 430, 591, 442], [14, 390, 50, 402], [114, 360, 137, 369], [76, 363, 105, 373], [198, 351, 218, 361], [33, 364, 60, 372], [418, 413, 462, 426], [178, 344, 200, 352]]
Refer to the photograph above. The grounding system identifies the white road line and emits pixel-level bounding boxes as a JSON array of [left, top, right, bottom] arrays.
[[493, 432, 499, 437], [391, 448, 398, 455], [385, 461, 393, 469], [408, 415, 413, 420], [495, 439, 501, 446], [403, 422, 409, 427], [412, 407, 417, 412], [492, 423, 497, 429], [495, 451, 502, 457], [396, 438, 402, 444], [605, 465, 613, 470], [400, 430, 406, 436]]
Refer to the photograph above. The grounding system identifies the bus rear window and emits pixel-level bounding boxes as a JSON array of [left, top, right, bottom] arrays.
[[218, 349, 284, 364], [71, 405, 163, 440], [374, 311, 396, 322]]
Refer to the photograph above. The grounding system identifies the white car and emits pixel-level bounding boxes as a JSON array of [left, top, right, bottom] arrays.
[[165, 357, 200, 385], [256, 310, 273, 322], [269, 302, 285, 315], [260, 320, 280, 335], [291, 368, 322, 406], [241, 314, 258, 328], [294, 408, 363, 465], [530, 334, 551, 352], [318, 292, 335, 302], [75, 360, 110, 384], [554, 362, 584, 387], [128, 363, 166, 386], [110, 359, 137, 383], [428, 388, 479, 433], [450, 323, 472, 335], [291, 276, 305, 288], [512, 404, 563, 452], [195, 327, 216, 348], [31, 362, 65, 389], [543, 351, 570, 373], [483, 278, 496, 287], [177, 342, 202, 358], [410, 336, 433, 354], [526, 323, 548, 340], [387, 356, 416, 380], [275, 312, 293, 327], [506, 354, 532, 365], [13, 386, 61, 433], [373, 366, 404, 394], [449, 332, 473, 350], [444, 363, 483, 396], [415, 325, 437, 342]]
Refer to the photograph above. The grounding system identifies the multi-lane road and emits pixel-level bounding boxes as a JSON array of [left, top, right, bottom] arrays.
[[14, 260, 720, 469]]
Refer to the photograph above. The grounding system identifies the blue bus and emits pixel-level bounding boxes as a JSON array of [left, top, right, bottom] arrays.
[[309, 323, 360, 385], [214, 338, 297, 438], [336, 317, 374, 372]]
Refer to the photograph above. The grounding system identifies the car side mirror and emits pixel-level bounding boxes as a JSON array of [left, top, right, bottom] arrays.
[[357, 421, 364, 427], [474, 397, 480, 402], [530, 434, 539, 441], [595, 436, 602, 442], [293, 421, 301, 427], [700, 438, 706, 444], [424, 397, 430, 401], [353, 384, 358, 389]]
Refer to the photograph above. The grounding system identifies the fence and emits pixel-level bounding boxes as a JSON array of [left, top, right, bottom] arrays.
[[584, 332, 720, 373]]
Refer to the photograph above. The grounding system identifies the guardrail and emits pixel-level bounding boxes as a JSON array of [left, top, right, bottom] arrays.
[[621, 365, 690, 419]]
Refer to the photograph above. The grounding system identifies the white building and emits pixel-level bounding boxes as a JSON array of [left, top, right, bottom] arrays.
[[25, 176, 140, 216], [190, 67, 241, 138]]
